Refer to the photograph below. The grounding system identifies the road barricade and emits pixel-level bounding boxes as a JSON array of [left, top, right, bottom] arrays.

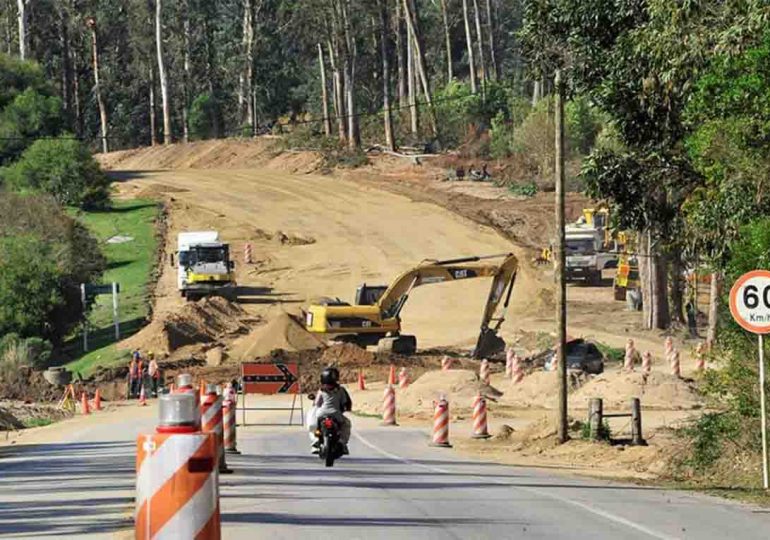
[[135, 393, 220, 540]]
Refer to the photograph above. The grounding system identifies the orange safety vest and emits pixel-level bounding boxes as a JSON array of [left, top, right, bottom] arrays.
[[129, 360, 138, 379]]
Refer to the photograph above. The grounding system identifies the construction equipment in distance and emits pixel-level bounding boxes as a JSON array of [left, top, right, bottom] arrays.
[[304, 253, 518, 358], [174, 231, 236, 301], [565, 208, 619, 284]]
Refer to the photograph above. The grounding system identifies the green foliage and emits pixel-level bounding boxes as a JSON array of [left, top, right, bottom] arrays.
[[0, 192, 105, 343], [0, 235, 63, 338], [4, 138, 110, 209], [0, 333, 52, 370], [580, 419, 612, 441], [680, 413, 743, 472], [595, 342, 624, 363], [565, 96, 603, 154], [0, 89, 63, 165], [507, 182, 538, 198], [23, 418, 55, 428], [189, 93, 222, 140], [0, 54, 52, 110]]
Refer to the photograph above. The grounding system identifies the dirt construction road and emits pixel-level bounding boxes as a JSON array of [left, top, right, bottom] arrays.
[[119, 167, 518, 351]]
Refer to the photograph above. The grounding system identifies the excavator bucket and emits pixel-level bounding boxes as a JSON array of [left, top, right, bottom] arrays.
[[472, 328, 506, 359]]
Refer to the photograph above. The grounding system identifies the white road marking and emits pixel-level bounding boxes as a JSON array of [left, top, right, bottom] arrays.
[[353, 431, 680, 540]]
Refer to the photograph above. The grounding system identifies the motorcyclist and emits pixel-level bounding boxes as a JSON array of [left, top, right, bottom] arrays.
[[310, 366, 352, 455]]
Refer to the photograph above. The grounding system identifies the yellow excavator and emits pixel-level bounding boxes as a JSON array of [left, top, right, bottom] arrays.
[[303, 253, 518, 358]]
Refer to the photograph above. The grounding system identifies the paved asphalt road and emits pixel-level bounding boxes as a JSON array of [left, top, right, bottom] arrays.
[[1, 404, 769, 539]]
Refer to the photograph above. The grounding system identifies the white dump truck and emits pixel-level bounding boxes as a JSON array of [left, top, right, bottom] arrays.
[[175, 231, 236, 300], [565, 210, 617, 284]]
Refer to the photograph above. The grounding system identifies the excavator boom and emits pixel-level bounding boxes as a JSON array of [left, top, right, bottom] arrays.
[[304, 253, 518, 357]]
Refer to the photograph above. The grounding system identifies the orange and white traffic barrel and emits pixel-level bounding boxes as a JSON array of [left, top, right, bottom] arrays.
[[670, 349, 681, 378], [664, 336, 673, 359], [135, 393, 220, 540], [398, 367, 410, 389], [471, 394, 491, 439], [223, 396, 240, 455], [505, 348, 514, 379], [244, 243, 253, 264], [511, 353, 524, 384], [695, 342, 705, 372], [479, 359, 490, 385], [382, 385, 397, 426], [201, 384, 232, 475], [430, 396, 451, 447], [642, 351, 652, 375], [441, 355, 453, 371]]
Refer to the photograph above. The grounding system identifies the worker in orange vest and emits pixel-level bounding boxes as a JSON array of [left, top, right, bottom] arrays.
[[147, 352, 160, 397], [128, 351, 144, 398]]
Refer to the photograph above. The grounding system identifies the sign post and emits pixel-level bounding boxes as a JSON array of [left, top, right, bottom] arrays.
[[729, 270, 770, 490]]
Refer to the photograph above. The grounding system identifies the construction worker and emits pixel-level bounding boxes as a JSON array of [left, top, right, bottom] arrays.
[[147, 352, 160, 397], [128, 351, 144, 398]]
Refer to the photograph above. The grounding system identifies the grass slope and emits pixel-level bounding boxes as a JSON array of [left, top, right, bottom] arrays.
[[65, 199, 158, 376]]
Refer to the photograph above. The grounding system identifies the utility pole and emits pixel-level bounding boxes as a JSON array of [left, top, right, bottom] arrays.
[[555, 68, 568, 443]]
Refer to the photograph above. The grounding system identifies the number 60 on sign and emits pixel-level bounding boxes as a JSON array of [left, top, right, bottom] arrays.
[[730, 270, 770, 334]]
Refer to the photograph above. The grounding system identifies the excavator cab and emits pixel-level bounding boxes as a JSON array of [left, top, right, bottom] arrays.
[[354, 284, 388, 306]]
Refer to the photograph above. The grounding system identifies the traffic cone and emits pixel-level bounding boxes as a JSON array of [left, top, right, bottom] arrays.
[[80, 392, 90, 415], [199, 380, 207, 400], [93, 389, 102, 411], [138, 385, 147, 406], [358, 370, 366, 391], [479, 359, 490, 385], [387, 365, 396, 385]]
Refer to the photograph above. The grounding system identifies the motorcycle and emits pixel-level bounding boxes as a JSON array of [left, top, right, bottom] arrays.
[[308, 393, 345, 467]]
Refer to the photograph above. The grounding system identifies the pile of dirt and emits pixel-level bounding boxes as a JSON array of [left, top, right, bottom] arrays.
[[230, 312, 325, 361], [0, 367, 65, 402], [0, 402, 71, 430], [0, 407, 23, 430], [253, 228, 316, 246], [497, 370, 585, 409], [569, 370, 704, 410], [121, 296, 250, 355]]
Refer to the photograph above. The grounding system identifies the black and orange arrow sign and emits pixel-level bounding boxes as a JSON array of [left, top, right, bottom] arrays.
[[242, 363, 300, 395]]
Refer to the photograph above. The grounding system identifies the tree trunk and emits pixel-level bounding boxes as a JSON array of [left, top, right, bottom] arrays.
[[461, 0, 477, 94], [378, 0, 395, 151], [16, 0, 29, 60], [640, 231, 670, 330], [341, 0, 359, 149], [395, 0, 407, 107], [669, 249, 685, 325], [532, 79, 542, 106], [149, 66, 158, 146], [59, 7, 73, 117], [239, 0, 254, 130], [439, 0, 453, 83], [86, 19, 109, 153], [484, 0, 498, 80], [3, 0, 13, 55], [403, 0, 437, 136], [181, 0, 191, 143], [471, 0, 486, 90], [155, 0, 171, 145], [318, 43, 332, 137], [407, 29, 418, 134], [328, 39, 346, 143], [707, 272, 720, 347], [72, 44, 83, 137]]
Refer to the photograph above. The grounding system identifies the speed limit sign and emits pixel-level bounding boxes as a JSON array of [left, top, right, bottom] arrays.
[[730, 270, 770, 334], [730, 269, 770, 490]]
